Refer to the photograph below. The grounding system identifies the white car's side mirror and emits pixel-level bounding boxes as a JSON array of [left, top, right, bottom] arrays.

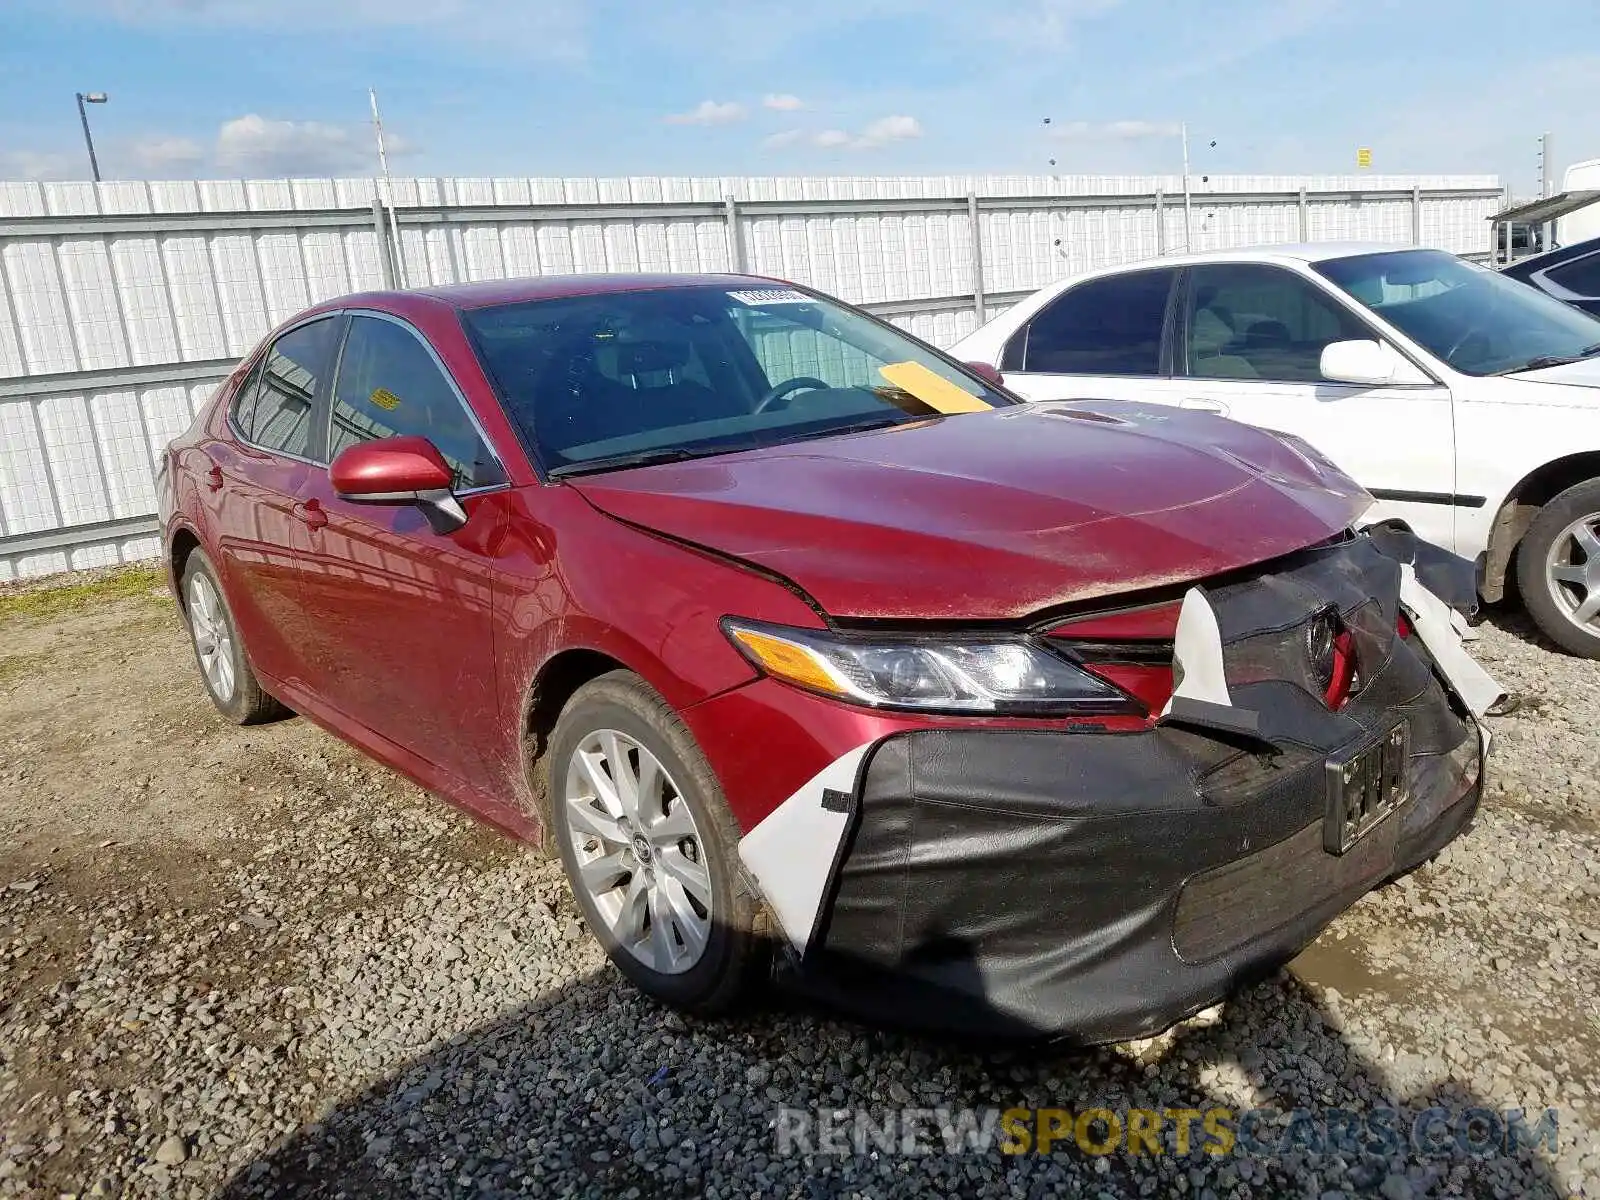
[[1320, 339, 1431, 387]]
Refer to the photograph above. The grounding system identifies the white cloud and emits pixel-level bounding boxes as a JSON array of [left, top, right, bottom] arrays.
[[1048, 120, 1182, 141], [663, 100, 747, 126], [856, 114, 922, 147], [988, 0, 1123, 51], [1160, 0, 1338, 81], [127, 136, 206, 174], [763, 115, 924, 153], [214, 114, 416, 177], [0, 150, 79, 181], [65, 0, 588, 58], [762, 93, 805, 111]]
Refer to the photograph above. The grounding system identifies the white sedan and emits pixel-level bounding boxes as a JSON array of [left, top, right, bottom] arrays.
[[951, 242, 1600, 656]]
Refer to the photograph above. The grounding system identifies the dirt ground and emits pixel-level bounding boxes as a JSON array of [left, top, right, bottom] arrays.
[[0, 567, 1596, 1199]]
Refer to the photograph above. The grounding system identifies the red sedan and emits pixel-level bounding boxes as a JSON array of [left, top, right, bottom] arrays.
[[156, 274, 1490, 1041]]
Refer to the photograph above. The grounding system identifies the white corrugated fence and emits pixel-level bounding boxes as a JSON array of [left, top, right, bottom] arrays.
[[0, 171, 1503, 578]]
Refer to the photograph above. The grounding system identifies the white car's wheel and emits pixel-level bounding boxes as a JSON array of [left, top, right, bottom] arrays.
[[1517, 478, 1600, 658]]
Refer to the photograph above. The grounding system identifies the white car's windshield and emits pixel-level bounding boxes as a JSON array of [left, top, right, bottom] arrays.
[[1316, 249, 1600, 377], [462, 284, 1010, 475]]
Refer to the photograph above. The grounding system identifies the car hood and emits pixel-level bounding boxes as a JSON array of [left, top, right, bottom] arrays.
[[1505, 357, 1600, 389], [569, 401, 1371, 620]]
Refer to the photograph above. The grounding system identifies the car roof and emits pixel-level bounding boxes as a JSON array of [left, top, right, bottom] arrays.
[[392, 272, 786, 312], [1101, 241, 1412, 271], [1503, 233, 1600, 278]]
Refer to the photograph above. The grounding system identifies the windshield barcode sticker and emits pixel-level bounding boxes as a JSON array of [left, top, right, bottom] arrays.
[[728, 288, 813, 306]]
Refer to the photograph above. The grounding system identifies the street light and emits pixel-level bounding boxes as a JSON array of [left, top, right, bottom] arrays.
[[75, 91, 108, 183]]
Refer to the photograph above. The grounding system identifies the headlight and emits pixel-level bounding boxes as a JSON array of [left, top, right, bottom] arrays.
[[722, 618, 1134, 716]]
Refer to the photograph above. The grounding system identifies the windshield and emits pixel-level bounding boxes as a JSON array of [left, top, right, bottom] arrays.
[[1315, 249, 1600, 376], [461, 284, 1011, 475]]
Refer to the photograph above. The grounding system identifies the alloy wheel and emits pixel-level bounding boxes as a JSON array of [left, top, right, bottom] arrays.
[[1544, 513, 1600, 634], [187, 573, 236, 702], [563, 729, 713, 975]]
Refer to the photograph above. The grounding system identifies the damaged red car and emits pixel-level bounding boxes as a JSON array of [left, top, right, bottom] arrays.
[[156, 274, 1495, 1041]]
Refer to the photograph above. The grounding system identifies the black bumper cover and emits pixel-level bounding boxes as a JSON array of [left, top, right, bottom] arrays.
[[780, 536, 1486, 1043]]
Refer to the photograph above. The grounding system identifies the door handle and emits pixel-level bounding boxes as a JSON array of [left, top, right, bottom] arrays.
[[1182, 397, 1231, 416], [293, 499, 328, 531], [206, 464, 224, 492]]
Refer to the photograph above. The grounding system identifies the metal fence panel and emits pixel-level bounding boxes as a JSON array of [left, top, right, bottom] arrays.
[[0, 171, 1503, 579]]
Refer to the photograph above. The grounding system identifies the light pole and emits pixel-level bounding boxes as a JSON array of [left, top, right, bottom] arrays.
[[75, 91, 108, 182]]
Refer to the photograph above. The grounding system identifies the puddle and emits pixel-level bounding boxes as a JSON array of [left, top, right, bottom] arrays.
[[1287, 934, 1401, 998]]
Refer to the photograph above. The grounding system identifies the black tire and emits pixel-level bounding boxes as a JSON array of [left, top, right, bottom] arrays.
[[546, 670, 766, 1014], [1517, 477, 1600, 658], [178, 549, 291, 724]]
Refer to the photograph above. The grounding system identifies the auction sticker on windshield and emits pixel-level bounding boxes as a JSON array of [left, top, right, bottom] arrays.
[[728, 288, 814, 305]]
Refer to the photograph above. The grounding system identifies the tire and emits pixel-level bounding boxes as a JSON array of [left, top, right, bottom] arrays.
[[178, 549, 291, 724], [546, 670, 766, 1013], [1516, 477, 1600, 658]]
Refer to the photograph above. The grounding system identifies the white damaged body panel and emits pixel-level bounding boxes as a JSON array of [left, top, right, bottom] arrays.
[[738, 743, 871, 953], [1398, 563, 1505, 718]]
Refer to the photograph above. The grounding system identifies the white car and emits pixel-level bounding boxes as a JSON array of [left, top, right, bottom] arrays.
[[951, 242, 1600, 656]]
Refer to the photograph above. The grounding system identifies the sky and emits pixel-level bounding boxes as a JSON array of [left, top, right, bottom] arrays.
[[0, 0, 1596, 192]]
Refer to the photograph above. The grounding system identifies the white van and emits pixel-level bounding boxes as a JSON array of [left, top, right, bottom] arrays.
[[1558, 160, 1600, 246]]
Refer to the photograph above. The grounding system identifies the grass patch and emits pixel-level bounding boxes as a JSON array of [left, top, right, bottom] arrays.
[[0, 565, 166, 623], [0, 652, 51, 685]]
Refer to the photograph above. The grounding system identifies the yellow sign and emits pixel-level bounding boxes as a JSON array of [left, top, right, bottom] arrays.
[[370, 387, 402, 411], [877, 361, 993, 415], [1357, 147, 1372, 169]]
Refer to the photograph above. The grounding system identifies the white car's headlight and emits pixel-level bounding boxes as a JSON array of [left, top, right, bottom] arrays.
[[722, 618, 1135, 716]]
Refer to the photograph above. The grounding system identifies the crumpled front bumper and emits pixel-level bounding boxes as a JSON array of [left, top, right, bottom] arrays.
[[765, 535, 1488, 1043]]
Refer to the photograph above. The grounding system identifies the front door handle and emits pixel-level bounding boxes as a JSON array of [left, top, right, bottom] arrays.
[[206, 464, 224, 492], [1182, 397, 1231, 416], [293, 499, 328, 531]]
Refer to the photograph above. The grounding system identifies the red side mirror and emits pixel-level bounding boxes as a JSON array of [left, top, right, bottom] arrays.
[[330, 435, 454, 498], [964, 361, 1004, 386]]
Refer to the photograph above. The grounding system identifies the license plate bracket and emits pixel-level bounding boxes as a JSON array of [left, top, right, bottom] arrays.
[[1324, 721, 1409, 855]]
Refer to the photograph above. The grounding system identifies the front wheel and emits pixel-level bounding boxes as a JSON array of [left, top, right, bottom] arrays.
[[1517, 478, 1600, 657], [546, 670, 766, 1013]]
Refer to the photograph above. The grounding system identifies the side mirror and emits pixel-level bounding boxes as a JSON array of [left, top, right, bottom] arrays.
[[1319, 339, 1430, 388], [964, 361, 1004, 386], [329, 435, 467, 534]]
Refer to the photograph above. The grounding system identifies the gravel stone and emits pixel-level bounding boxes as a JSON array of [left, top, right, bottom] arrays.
[[151, 1137, 186, 1166]]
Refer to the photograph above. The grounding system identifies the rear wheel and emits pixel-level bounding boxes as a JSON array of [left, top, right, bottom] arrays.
[[179, 550, 290, 723], [546, 670, 765, 1013], [1517, 477, 1600, 658]]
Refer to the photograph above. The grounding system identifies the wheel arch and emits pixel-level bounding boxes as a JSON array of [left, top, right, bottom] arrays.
[[166, 522, 204, 606], [1481, 451, 1600, 602], [519, 647, 632, 766]]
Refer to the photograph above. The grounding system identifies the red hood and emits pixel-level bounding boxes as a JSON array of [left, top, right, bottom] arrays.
[[569, 401, 1371, 620]]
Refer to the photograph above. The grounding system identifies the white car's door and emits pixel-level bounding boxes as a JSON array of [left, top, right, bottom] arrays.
[[997, 266, 1190, 406], [1173, 262, 1461, 552]]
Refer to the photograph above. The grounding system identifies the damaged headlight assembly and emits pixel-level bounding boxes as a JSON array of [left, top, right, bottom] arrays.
[[722, 618, 1138, 716]]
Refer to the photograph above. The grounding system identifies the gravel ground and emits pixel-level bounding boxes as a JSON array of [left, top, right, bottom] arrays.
[[0, 567, 1595, 1199]]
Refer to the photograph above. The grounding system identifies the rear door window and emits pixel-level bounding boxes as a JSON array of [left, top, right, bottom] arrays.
[[251, 317, 340, 460], [1547, 252, 1600, 298], [228, 356, 266, 441], [330, 315, 505, 490], [1003, 268, 1175, 375]]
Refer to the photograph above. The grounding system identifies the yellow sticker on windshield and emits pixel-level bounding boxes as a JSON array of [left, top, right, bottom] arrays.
[[877, 361, 993, 414], [370, 387, 402, 411]]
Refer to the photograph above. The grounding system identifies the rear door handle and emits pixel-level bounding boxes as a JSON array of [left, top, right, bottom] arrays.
[[206, 465, 224, 492], [293, 499, 328, 531], [1181, 397, 1231, 416]]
